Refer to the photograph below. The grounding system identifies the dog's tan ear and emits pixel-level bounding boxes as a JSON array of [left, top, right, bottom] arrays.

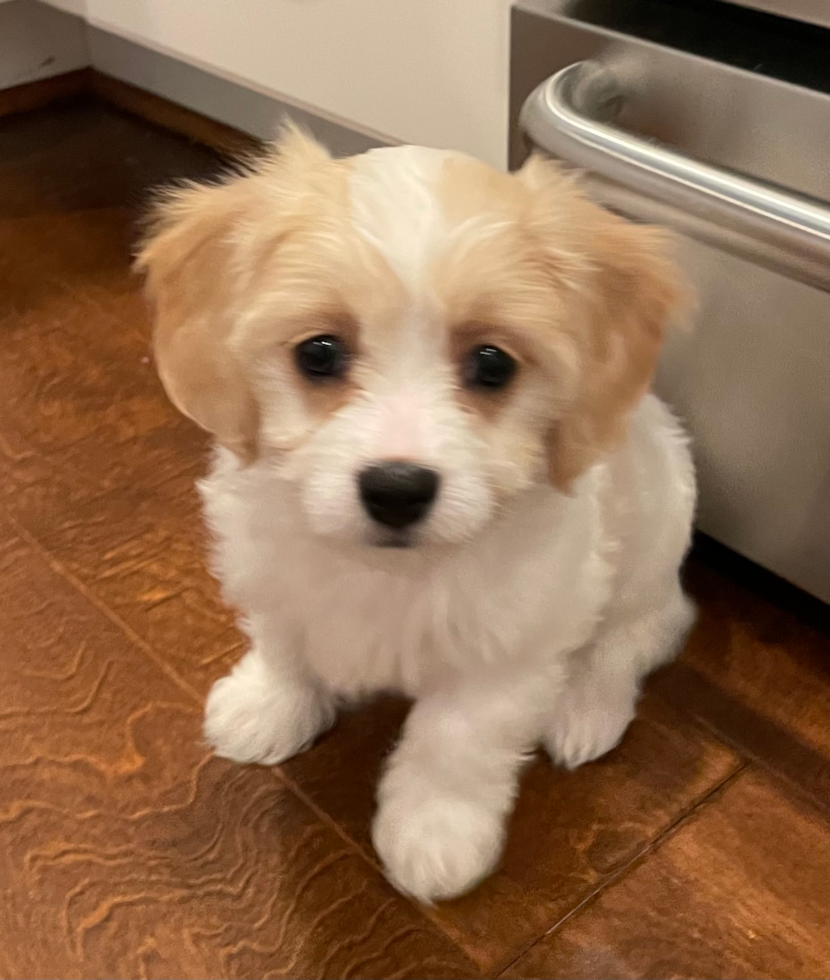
[[547, 211, 685, 490], [519, 159, 686, 490], [136, 176, 260, 458], [136, 124, 332, 460]]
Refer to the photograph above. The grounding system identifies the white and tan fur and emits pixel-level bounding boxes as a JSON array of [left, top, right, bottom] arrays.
[[137, 127, 696, 903]]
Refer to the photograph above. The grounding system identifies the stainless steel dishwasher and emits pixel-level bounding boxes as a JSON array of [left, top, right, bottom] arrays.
[[511, 0, 830, 602]]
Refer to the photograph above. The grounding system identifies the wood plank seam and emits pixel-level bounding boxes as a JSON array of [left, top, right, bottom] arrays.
[[652, 664, 828, 809], [278, 766, 489, 973], [494, 762, 749, 978], [5, 509, 205, 703]]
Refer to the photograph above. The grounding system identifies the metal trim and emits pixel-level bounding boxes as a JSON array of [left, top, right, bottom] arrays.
[[520, 61, 830, 290]]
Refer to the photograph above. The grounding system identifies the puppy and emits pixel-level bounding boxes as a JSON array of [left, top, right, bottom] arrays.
[[137, 126, 696, 903]]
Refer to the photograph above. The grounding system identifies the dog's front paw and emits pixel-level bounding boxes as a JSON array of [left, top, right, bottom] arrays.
[[372, 788, 504, 903], [204, 652, 334, 767], [545, 692, 635, 770]]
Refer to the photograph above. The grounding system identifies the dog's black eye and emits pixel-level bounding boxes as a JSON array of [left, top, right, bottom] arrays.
[[295, 335, 349, 380], [463, 345, 517, 390]]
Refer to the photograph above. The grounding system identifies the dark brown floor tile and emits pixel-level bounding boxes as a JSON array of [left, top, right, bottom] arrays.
[[0, 208, 135, 310], [683, 558, 828, 754], [0, 117, 233, 694], [5, 463, 242, 694], [4, 760, 481, 980], [652, 662, 828, 806], [0, 68, 90, 124], [285, 694, 740, 973], [0, 432, 71, 507], [281, 696, 410, 844], [0, 517, 201, 796], [652, 557, 829, 802], [502, 769, 830, 980], [0, 521, 478, 980], [0, 227, 208, 493], [0, 96, 223, 222], [0, 101, 220, 500]]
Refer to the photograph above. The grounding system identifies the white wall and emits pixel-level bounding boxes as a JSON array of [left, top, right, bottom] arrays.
[[41, 0, 512, 168], [0, 0, 88, 89], [36, 0, 84, 12]]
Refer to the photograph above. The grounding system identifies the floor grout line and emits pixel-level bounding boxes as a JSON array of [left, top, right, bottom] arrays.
[[494, 760, 750, 978], [6, 510, 206, 705], [276, 766, 485, 975], [649, 666, 829, 811], [657, 691, 828, 814], [277, 767, 383, 875]]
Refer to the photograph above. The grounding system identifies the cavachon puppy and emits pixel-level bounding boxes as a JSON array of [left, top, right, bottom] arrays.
[[137, 125, 696, 903]]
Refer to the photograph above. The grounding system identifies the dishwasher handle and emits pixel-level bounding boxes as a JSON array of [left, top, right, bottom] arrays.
[[520, 62, 830, 291]]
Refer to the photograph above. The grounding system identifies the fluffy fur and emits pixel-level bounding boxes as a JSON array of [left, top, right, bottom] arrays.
[[137, 127, 696, 903]]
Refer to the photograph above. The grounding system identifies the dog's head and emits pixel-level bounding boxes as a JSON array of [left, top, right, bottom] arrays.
[[138, 127, 684, 550]]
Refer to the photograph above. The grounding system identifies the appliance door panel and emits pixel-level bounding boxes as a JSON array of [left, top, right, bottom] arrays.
[[659, 240, 829, 597], [725, 0, 829, 28], [512, 8, 830, 601]]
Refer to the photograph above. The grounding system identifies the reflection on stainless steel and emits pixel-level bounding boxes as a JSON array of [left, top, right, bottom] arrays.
[[725, 0, 829, 28], [512, 3, 830, 602], [521, 62, 830, 290]]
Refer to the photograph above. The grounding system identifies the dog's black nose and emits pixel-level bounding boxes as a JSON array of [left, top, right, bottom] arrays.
[[358, 462, 440, 529]]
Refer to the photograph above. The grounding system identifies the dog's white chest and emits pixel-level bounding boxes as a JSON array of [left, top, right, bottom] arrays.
[[200, 450, 624, 699]]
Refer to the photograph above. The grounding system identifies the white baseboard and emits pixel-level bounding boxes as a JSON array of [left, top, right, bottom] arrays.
[[0, 0, 88, 90], [3, 0, 386, 157], [86, 27, 389, 156]]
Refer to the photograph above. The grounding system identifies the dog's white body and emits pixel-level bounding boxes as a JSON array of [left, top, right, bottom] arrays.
[[201, 393, 695, 901], [139, 133, 696, 902]]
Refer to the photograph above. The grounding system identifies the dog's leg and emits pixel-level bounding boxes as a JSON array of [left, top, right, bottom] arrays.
[[372, 670, 557, 903], [545, 581, 695, 770], [204, 623, 334, 767]]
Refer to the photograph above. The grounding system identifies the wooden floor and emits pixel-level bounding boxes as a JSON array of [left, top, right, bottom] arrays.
[[0, 97, 827, 980]]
